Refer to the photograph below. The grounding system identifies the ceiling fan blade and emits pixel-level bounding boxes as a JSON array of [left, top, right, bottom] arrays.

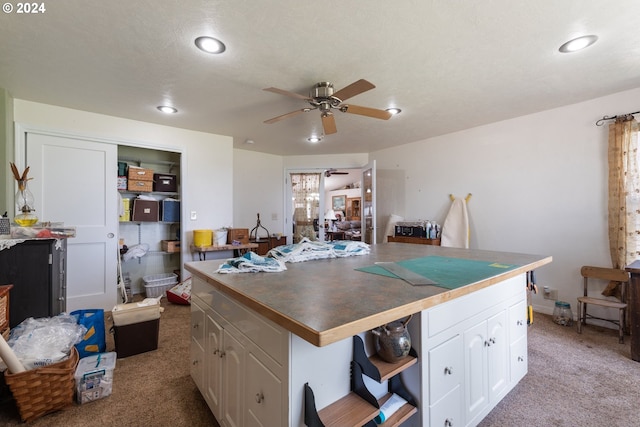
[[332, 79, 375, 101], [322, 113, 337, 135], [263, 87, 310, 100], [263, 108, 309, 124], [342, 104, 392, 120]]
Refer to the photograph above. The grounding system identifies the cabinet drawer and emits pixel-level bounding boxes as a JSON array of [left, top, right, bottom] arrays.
[[510, 336, 528, 383], [427, 275, 524, 338], [429, 334, 462, 405], [509, 300, 527, 344], [429, 384, 462, 427], [213, 289, 287, 365]]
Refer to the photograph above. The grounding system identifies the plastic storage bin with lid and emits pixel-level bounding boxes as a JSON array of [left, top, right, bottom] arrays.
[[74, 352, 117, 404]]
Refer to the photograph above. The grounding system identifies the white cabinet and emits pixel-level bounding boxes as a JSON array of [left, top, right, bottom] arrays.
[[463, 310, 507, 424], [191, 277, 287, 427], [413, 274, 527, 427]]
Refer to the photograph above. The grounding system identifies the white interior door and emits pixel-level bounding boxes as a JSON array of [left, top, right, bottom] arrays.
[[361, 160, 376, 244], [25, 131, 118, 311]]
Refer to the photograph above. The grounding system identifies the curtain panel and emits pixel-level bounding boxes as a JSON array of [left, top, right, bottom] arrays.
[[606, 118, 640, 296]]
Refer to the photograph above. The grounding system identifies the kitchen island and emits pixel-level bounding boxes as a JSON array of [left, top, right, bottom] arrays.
[[186, 243, 551, 427]]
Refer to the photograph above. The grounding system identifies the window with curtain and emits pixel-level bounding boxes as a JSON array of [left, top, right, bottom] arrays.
[[291, 173, 320, 243], [606, 117, 640, 297]]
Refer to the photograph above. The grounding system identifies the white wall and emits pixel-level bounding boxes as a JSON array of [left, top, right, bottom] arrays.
[[13, 99, 234, 270], [233, 152, 369, 241], [233, 148, 284, 237], [371, 87, 640, 315]]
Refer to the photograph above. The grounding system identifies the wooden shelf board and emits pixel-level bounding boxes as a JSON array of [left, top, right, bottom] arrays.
[[317, 391, 379, 427], [369, 353, 418, 382], [377, 393, 418, 427]]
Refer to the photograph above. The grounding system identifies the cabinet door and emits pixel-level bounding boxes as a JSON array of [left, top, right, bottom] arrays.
[[222, 330, 245, 427], [206, 314, 223, 419], [245, 352, 283, 427], [463, 321, 488, 423], [487, 311, 508, 402], [429, 334, 462, 405]]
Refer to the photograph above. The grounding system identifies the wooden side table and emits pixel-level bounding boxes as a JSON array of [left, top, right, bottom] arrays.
[[0, 284, 13, 339], [250, 236, 287, 255], [387, 236, 441, 246], [191, 243, 259, 260]]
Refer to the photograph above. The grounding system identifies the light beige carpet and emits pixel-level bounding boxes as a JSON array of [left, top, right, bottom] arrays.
[[0, 301, 637, 426]]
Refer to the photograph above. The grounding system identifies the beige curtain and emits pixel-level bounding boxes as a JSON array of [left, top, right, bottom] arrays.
[[291, 173, 320, 243], [606, 117, 640, 296]]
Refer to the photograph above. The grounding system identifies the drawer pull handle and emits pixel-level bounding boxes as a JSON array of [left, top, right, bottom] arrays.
[[445, 418, 454, 426], [444, 366, 453, 375], [255, 392, 264, 403]]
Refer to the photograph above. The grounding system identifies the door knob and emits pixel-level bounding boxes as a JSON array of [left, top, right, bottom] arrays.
[[107, 233, 115, 238]]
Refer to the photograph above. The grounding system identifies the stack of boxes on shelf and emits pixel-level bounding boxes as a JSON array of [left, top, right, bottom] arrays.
[[117, 162, 180, 224]]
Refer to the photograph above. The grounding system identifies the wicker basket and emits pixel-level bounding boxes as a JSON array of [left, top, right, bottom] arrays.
[[4, 347, 79, 422], [143, 273, 178, 298]]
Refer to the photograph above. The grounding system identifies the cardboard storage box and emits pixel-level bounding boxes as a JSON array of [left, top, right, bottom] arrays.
[[131, 199, 159, 222], [113, 318, 160, 358], [153, 173, 177, 192], [74, 352, 117, 404], [161, 199, 180, 222], [127, 165, 154, 181], [161, 240, 180, 253], [128, 179, 153, 192], [227, 228, 249, 244]]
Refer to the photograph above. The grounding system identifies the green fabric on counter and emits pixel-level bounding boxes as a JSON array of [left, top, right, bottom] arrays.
[[356, 255, 519, 289]]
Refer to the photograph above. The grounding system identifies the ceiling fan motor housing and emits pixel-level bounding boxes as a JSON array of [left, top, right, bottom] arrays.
[[311, 82, 334, 98]]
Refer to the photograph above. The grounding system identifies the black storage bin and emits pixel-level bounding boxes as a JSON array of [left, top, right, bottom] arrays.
[[113, 318, 160, 358]]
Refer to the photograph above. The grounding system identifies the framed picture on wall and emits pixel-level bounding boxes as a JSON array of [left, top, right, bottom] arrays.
[[332, 195, 346, 211]]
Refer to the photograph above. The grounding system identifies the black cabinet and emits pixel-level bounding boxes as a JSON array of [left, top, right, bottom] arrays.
[[0, 239, 66, 327]]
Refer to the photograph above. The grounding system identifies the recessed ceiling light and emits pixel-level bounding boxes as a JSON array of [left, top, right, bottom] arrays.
[[195, 36, 226, 54], [386, 107, 402, 115], [307, 136, 322, 143], [244, 139, 255, 144], [157, 105, 178, 114], [558, 35, 598, 53]]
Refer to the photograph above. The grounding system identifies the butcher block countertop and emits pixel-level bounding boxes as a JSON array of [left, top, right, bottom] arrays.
[[185, 243, 551, 347]]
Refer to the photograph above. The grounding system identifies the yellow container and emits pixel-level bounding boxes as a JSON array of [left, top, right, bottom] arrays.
[[193, 229, 212, 247]]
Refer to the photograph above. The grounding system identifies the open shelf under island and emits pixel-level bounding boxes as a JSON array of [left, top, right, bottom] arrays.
[[186, 243, 551, 426]]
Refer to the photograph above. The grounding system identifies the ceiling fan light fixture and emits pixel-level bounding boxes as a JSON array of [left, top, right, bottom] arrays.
[[558, 35, 598, 53], [195, 36, 226, 54], [157, 105, 178, 114], [386, 107, 402, 115]]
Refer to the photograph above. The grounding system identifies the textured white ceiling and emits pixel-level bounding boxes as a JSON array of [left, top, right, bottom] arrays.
[[1, 1, 639, 156]]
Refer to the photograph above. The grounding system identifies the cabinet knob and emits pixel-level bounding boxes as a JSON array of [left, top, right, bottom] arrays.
[[219, 351, 225, 358], [445, 418, 454, 426], [107, 233, 115, 239], [255, 392, 264, 404], [192, 360, 198, 366], [489, 337, 496, 344], [444, 366, 453, 375], [518, 356, 524, 362], [517, 320, 523, 326], [193, 323, 199, 329], [213, 349, 219, 355]]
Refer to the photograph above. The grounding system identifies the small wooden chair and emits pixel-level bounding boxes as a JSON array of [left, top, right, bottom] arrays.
[[577, 266, 629, 343]]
